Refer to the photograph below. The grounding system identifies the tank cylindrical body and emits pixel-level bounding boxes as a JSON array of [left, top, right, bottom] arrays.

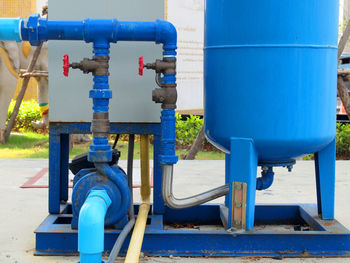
[[204, 0, 339, 162]]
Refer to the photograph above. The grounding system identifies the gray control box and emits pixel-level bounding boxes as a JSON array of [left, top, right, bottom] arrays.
[[49, 0, 164, 123]]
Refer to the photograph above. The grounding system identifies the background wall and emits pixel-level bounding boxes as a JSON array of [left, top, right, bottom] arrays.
[[0, 0, 39, 101], [167, 0, 204, 114]]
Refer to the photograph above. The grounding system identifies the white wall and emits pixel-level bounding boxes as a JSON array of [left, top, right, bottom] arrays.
[[167, 0, 204, 113], [36, 0, 47, 14]]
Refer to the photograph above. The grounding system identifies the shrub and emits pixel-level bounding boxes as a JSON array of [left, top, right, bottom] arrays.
[[336, 123, 350, 159], [175, 113, 203, 147], [7, 99, 41, 132]]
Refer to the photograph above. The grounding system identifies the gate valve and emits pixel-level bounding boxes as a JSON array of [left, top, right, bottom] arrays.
[[63, 55, 109, 76], [138, 56, 144, 76], [63, 54, 70, 77]]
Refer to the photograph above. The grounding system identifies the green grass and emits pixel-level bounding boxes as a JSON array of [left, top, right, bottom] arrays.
[[0, 132, 225, 160], [0, 132, 49, 158]]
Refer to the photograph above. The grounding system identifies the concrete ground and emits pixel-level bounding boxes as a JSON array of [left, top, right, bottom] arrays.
[[0, 159, 349, 263]]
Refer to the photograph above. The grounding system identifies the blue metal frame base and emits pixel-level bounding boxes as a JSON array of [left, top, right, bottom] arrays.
[[36, 203, 350, 257], [44, 123, 349, 258]]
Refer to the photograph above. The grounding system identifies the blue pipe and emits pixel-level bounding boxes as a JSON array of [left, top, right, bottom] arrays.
[[256, 167, 274, 190], [0, 14, 177, 55], [117, 20, 177, 55], [78, 190, 111, 263], [0, 18, 21, 42]]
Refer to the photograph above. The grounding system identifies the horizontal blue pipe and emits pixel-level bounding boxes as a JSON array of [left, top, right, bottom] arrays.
[[0, 14, 177, 55], [46, 20, 84, 40], [0, 18, 21, 42], [78, 190, 111, 263]]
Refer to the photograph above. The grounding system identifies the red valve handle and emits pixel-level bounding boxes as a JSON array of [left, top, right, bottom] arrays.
[[138, 56, 144, 76], [63, 54, 70, 77]]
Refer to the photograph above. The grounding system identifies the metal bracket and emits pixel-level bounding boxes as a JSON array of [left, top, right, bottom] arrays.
[[231, 182, 247, 230]]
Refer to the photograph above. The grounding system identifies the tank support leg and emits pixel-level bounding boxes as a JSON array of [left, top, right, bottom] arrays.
[[314, 138, 336, 220], [227, 138, 258, 230]]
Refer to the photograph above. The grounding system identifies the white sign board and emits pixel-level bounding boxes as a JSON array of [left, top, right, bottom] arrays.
[[167, 0, 204, 114]]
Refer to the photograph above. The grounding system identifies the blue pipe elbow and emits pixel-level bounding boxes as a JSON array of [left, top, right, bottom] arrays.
[[78, 190, 111, 263], [256, 167, 274, 190], [116, 20, 177, 56], [0, 17, 22, 42], [155, 20, 177, 56]]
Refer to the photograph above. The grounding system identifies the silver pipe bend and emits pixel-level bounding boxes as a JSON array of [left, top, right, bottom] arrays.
[[162, 165, 229, 209]]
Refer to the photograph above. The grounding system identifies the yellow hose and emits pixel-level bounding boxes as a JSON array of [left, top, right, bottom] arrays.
[[125, 134, 151, 263]]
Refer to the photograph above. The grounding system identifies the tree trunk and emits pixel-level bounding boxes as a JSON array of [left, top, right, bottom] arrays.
[[4, 42, 43, 141], [337, 75, 350, 118], [185, 125, 205, 160], [337, 20, 350, 120]]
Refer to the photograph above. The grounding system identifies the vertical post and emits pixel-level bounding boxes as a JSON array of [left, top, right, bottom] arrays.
[[49, 126, 61, 214], [153, 131, 165, 214], [314, 139, 336, 219], [60, 133, 70, 202], [225, 153, 230, 207], [227, 138, 258, 230]]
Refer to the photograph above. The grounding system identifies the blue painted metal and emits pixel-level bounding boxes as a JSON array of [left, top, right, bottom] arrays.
[[78, 190, 111, 263], [48, 133, 60, 214], [36, 203, 350, 257], [96, 164, 130, 222], [71, 166, 130, 229], [0, 13, 177, 55], [60, 134, 70, 202], [159, 109, 178, 165], [227, 138, 258, 230], [0, 17, 21, 42], [315, 138, 336, 219], [256, 167, 274, 191], [153, 133, 166, 214], [204, 0, 339, 231], [204, 0, 339, 162], [116, 20, 177, 56]]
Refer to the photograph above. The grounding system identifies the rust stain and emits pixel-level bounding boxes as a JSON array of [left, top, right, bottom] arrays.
[[324, 222, 334, 227], [169, 222, 200, 230]]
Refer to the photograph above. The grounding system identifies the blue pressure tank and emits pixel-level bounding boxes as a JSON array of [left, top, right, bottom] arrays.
[[204, 0, 339, 162]]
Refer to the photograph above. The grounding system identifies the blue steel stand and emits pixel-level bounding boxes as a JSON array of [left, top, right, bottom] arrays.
[[36, 122, 350, 257], [315, 139, 336, 220], [47, 122, 164, 215]]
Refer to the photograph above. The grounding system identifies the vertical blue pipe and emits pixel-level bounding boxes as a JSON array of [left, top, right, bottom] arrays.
[[88, 41, 113, 163], [159, 70, 178, 165], [78, 190, 111, 263]]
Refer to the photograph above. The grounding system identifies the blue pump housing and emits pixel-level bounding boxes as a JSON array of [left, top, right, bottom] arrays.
[[71, 166, 130, 229], [204, 0, 339, 162]]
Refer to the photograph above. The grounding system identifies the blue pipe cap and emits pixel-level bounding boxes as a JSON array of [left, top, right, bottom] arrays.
[[0, 17, 22, 42]]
